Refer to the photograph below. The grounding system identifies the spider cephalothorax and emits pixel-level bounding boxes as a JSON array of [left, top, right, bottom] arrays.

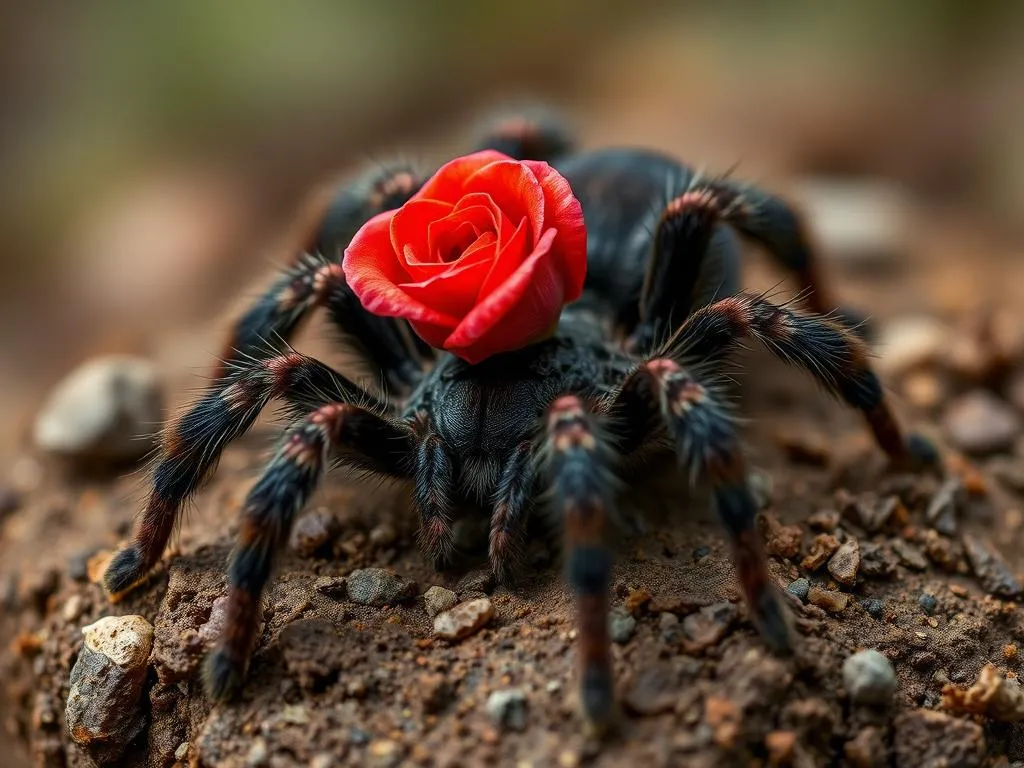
[[104, 110, 937, 731]]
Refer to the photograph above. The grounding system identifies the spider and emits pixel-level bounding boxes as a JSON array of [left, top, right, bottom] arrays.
[[103, 109, 937, 730]]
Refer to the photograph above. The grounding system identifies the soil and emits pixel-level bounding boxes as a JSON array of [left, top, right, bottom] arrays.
[[4, 153, 1024, 768]]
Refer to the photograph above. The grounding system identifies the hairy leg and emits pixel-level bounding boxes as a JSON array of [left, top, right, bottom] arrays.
[[412, 432, 457, 568], [664, 293, 939, 469], [628, 183, 732, 352], [488, 441, 535, 584], [204, 403, 414, 700], [611, 359, 791, 650], [543, 395, 618, 731], [104, 353, 381, 597]]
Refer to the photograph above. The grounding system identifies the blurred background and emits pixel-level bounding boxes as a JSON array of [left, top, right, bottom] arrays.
[[1, 0, 1023, 455]]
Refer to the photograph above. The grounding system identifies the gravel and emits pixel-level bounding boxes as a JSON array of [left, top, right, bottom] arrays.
[[422, 585, 457, 618], [485, 688, 527, 731], [609, 607, 637, 644], [843, 649, 897, 705], [786, 578, 811, 603], [943, 390, 1021, 455], [345, 568, 415, 606], [918, 593, 938, 615], [432, 598, 494, 641]]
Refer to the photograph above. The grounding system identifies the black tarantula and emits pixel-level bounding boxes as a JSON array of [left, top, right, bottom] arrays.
[[104, 110, 937, 729]]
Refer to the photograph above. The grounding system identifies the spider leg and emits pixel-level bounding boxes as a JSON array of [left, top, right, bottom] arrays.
[[218, 162, 428, 388], [628, 183, 733, 352], [204, 402, 414, 700], [104, 353, 380, 597], [666, 293, 940, 469], [488, 441, 535, 584], [472, 107, 575, 162], [707, 178, 837, 317], [543, 396, 618, 731], [410, 429, 458, 568], [610, 359, 792, 651]]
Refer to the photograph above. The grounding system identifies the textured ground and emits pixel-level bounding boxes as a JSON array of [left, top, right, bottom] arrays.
[[3, 204, 1024, 768]]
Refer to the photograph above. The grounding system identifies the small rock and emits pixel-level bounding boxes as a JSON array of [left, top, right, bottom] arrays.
[[367, 739, 403, 768], [66, 615, 155, 764], [869, 495, 908, 532], [894, 709, 985, 768], [918, 593, 938, 616], [34, 356, 163, 464], [808, 586, 848, 614], [843, 649, 897, 705], [891, 539, 928, 571], [345, 568, 415, 606], [801, 534, 840, 571], [962, 534, 1022, 598], [433, 598, 494, 641], [246, 737, 269, 767], [844, 727, 886, 768], [175, 742, 190, 761], [692, 546, 712, 561], [289, 508, 341, 557], [925, 532, 961, 571], [926, 478, 964, 536], [786, 578, 811, 603], [454, 569, 495, 596], [808, 508, 840, 532], [486, 688, 527, 731], [796, 179, 911, 266], [609, 608, 637, 644], [828, 538, 861, 585], [943, 390, 1021, 455], [876, 316, 947, 376], [860, 598, 884, 620], [682, 602, 737, 651], [658, 612, 680, 631], [765, 730, 796, 766], [760, 512, 803, 559], [62, 594, 85, 623], [368, 523, 397, 548], [422, 586, 457, 618], [859, 543, 898, 580]]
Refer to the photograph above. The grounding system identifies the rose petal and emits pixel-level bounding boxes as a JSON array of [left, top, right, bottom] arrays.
[[444, 227, 560, 361], [390, 198, 453, 268], [415, 150, 512, 203], [524, 160, 587, 302], [343, 209, 459, 327], [462, 160, 546, 246], [400, 236, 496, 318], [426, 202, 497, 264], [478, 215, 529, 298]]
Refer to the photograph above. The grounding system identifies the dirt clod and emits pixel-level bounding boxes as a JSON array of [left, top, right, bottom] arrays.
[[844, 726, 887, 768], [801, 534, 840, 571], [942, 663, 1024, 722], [289, 507, 342, 557], [893, 709, 985, 768], [486, 688, 528, 731], [682, 602, 737, 651]]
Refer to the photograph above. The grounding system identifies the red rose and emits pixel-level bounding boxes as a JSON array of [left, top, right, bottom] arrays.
[[342, 150, 587, 364]]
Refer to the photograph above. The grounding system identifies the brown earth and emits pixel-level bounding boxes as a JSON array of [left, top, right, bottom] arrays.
[[3, 205, 1024, 768]]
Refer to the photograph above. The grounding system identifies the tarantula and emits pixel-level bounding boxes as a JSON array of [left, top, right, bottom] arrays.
[[104, 110, 936, 729]]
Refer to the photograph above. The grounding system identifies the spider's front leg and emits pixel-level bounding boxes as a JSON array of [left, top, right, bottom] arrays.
[[204, 403, 413, 700], [543, 396, 619, 731], [104, 354, 380, 597], [612, 359, 792, 651]]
